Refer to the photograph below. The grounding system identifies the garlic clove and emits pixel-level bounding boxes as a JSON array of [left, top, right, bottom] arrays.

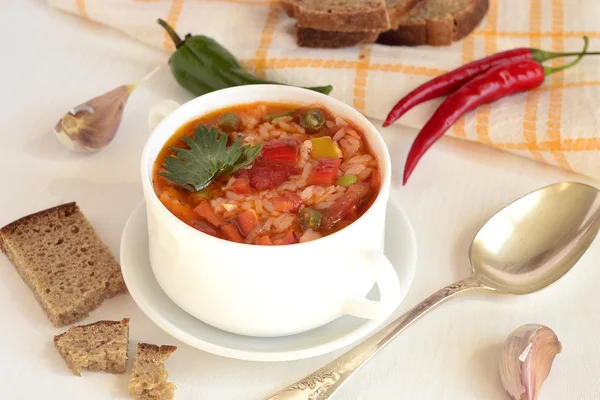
[[54, 66, 159, 152], [54, 84, 135, 152], [499, 324, 562, 400]]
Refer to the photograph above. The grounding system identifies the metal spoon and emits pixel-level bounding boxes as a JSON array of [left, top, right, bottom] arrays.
[[267, 181, 600, 400]]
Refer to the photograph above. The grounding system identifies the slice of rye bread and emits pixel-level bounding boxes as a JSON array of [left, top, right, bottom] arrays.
[[129, 343, 177, 400], [377, 0, 489, 46], [54, 318, 130, 376], [297, 28, 381, 48], [0, 202, 127, 327], [294, 0, 422, 48], [282, 0, 390, 32]]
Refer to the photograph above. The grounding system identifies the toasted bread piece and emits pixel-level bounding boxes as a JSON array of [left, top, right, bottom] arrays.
[[54, 318, 129, 375], [129, 343, 177, 400], [293, 0, 421, 48], [0, 202, 127, 327], [283, 0, 390, 32], [377, 0, 489, 46]]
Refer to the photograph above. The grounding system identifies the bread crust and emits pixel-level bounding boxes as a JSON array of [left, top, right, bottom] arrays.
[[289, 0, 423, 48], [377, 0, 489, 46], [137, 343, 178, 355], [283, 0, 390, 31], [53, 318, 130, 344], [0, 202, 78, 252]]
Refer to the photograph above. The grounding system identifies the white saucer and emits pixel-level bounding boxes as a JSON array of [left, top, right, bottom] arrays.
[[120, 200, 417, 362]]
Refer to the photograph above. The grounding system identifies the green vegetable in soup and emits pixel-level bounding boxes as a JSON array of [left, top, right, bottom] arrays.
[[300, 109, 326, 132], [299, 208, 323, 230], [218, 112, 241, 132], [160, 124, 263, 191], [265, 110, 296, 122], [337, 174, 357, 187]]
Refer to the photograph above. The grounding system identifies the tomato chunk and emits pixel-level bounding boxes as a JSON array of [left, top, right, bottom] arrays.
[[322, 183, 370, 229], [230, 177, 251, 195], [255, 235, 273, 245], [271, 192, 303, 213], [238, 209, 259, 236], [370, 170, 381, 190], [242, 161, 296, 190], [222, 223, 244, 243], [261, 140, 298, 163], [309, 158, 342, 186], [190, 220, 218, 236], [273, 228, 298, 245], [193, 201, 224, 227]]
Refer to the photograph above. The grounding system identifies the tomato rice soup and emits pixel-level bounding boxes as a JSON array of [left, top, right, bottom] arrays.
[[153, 102, 381, 245]]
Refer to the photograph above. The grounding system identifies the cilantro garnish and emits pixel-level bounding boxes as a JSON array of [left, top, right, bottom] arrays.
[[160, 124, 262, 191]]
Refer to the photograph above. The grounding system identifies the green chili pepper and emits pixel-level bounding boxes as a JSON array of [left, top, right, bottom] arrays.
[[265, 110, 296, 122], [157, 20, 333, 96], [299, 208, 323, 230], [300, 108, 326, 132], [337, 174, 357, 187], [218, 112, 241, 132]]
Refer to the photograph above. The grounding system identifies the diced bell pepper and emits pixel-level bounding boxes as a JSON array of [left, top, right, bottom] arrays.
[[310, 136, 342, 159]]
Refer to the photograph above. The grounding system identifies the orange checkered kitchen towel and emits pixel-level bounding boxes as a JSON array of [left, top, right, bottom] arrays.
[[49, 0, 600, 179]]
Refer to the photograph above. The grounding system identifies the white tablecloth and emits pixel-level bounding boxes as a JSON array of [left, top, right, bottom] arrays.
[[1, 2, 600, 399]]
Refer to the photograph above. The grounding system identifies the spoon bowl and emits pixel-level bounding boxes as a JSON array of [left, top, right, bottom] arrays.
[[268, 182, 600, 400], [470, 182, 600, 294]]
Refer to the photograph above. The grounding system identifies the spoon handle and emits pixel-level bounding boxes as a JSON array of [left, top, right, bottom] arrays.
[[266, 277, 484, 400]]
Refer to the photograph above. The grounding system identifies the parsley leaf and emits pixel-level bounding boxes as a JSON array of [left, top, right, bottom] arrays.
[[160, 124, 263, 191]]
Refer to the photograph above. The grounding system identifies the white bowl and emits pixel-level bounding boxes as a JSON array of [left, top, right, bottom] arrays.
[[141, 85, 401, 337], [120, 200, 417, 361]]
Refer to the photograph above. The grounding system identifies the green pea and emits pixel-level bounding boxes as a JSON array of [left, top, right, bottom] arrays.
[[218, 112, 241, 132], [300, 109, 326, 132], [337, 174, 358, 187]]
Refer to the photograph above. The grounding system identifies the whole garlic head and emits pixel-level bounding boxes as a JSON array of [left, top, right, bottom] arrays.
[[499, 324, 562, 400]]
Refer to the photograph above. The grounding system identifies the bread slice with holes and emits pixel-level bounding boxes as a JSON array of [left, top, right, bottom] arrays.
[[0, 202, 127, 327], [283, 0, 390, 32], [54, 318, 130, 375], [292, 0, 421, 48], [129, 343, 177, 400], [377, 0, 489, 46]]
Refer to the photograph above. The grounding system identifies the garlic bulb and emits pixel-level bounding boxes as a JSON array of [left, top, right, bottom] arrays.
[[54, 66, 159, 152], [499, 324, 562, 400]]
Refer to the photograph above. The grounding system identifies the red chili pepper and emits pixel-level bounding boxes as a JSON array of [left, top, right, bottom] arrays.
[[383, 38, 596, 127], [403, 37, 589, 185]]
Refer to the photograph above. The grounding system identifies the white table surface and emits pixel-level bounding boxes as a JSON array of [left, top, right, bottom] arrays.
[[2, 2, 600, 399]]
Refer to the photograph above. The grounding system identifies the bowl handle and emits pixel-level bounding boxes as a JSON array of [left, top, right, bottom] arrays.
[[341, 249, 402, 319], [148, 99, 181, 132]]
